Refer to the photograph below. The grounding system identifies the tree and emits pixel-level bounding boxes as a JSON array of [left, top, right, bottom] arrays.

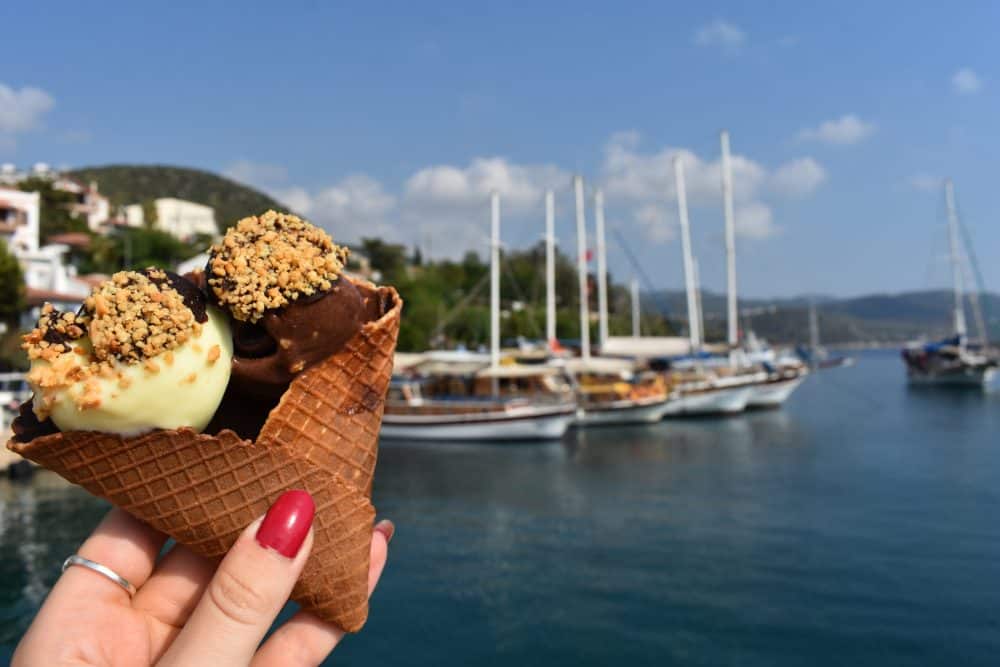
[[0, 240, 26, 321], [360, 238, 408, 284]]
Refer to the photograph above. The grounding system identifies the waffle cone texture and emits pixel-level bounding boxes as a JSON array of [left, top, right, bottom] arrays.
[[8, 283, 402, 633]]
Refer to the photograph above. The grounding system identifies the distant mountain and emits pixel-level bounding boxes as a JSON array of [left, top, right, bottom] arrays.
[[68, 165, 287, 231], [645, 289, 1000, 345]]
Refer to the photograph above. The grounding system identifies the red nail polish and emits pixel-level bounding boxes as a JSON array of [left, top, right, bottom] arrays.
[[256, 490, 315, 558], [375, 519, 395, 544]]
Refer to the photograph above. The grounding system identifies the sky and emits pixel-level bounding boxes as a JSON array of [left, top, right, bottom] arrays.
[[2, 1, 998, 299]]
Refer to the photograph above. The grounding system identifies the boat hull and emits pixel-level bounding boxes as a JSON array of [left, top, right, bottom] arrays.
[[662, 385, 752, 416], [747, 375, 806, 408], [575, 398, 671, 425], [380, 407, 577, 441], [907, 366, 997, 388]]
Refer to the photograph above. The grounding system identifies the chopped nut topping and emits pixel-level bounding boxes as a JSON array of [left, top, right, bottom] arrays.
[[22, 304, 88, 361], [206, 345, 221, 364], [207, 210, 348, 322], [21, 269, 205, 417], [85, 269, 197, 364]]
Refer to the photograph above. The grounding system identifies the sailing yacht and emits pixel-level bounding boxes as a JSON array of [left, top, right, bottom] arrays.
[[901, 179, 998, 387], [714, 130, 808, 408], [383, 353, 578, 440], [381, 193, 578, 441]]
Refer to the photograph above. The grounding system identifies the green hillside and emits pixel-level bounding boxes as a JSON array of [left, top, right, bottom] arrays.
[[68, 165, 288, 231]]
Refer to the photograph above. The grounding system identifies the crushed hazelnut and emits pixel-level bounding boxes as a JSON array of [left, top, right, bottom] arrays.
[[206, 345, 221, 364], [85, 269, 197, 364], [207, 211, 348, 322]]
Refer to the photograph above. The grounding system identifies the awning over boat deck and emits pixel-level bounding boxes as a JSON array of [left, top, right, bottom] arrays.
[[601, 336, 692, 359], [476, 364, 561, 378], [556, 356, 638, 375]]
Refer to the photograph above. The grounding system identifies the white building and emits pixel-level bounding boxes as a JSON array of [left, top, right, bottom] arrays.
[[0, 187, 40, 255], [1, 185, 92, 328], [124, 198, 218, 240]]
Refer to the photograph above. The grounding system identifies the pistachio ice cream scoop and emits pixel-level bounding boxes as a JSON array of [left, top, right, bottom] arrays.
[[23, 269, 232, 436]]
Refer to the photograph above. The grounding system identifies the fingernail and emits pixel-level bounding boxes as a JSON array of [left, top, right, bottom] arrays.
[[256, 490, 315, 558], [375, 519, 395, 544]]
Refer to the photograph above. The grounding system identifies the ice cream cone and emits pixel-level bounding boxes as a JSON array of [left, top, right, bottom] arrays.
[[8, 285, 403, 633]]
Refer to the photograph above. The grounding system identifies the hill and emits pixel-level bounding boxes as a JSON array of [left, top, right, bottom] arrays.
[[68, 165, 287, 231], [645, 289, 1000, 345]]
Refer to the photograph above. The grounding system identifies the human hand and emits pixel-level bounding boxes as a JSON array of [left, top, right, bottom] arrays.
[[13, 490, 393, 666]]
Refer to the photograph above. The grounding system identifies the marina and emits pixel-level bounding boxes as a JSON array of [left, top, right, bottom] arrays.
[[3, 351, 999, 666]]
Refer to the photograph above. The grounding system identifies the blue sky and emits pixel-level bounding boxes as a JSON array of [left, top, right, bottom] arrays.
[[2, 1, 998, 298]]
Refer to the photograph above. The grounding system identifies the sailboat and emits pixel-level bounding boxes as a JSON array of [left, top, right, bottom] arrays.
[[660, 155, 757, 416], [795, 301, 854, 369], [901, 179, 997, 387], [381, 192, 579, 441], [562, 176, 672, 424], [709, 130, 807, 408]]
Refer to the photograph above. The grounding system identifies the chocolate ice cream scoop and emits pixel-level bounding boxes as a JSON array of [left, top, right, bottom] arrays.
[[229, 276, 366, 398], [207, 211, 385, 403]]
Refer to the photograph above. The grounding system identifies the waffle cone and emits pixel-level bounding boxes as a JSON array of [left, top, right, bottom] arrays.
[[8, 284, 402, 633]]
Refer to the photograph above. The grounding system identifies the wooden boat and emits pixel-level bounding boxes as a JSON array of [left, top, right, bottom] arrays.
[[560, 357, 672, 425], [382, 358, 577, 441]]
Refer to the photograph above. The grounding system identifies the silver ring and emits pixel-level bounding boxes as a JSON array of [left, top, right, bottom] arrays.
[[62, 555, 137, 598]]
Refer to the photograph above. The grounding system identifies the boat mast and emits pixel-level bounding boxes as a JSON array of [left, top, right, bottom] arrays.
[[490, 191, 501, 369], [809, 300, 820, 350], [673, 156, 702, 350], [720, 130, 739, 349], [944, 179, 967, 338], [595, 189, 610, 350], [631, 278, 641, 338], [574, 175, 591, 360], [545, 190, 557, 346], [693, 257, 706, 349]]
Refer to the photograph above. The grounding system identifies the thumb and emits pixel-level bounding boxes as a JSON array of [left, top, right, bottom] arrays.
[[157, 490, 315, 667]]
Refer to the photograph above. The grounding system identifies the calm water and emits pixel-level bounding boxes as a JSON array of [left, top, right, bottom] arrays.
[[1, 350, 999, 665]]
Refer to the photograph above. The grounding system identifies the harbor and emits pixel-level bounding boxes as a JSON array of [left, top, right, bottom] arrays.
[[3, 2, 1000, 664], [2, 350, 999, 665]]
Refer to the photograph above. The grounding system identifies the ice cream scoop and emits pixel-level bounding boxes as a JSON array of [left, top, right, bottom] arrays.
[[23, 269, 232, 436], [207, 211, 370, 400]]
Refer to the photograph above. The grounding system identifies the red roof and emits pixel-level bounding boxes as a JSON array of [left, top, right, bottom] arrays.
[[47, 232, 91, 248]]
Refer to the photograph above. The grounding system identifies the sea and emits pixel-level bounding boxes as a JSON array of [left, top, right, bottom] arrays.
[[1, 349, 998, 666]]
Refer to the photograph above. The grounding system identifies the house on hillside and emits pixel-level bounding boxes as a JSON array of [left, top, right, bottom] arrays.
[[124, 197, 218, 240], [0, 188, 40, 255], [0, 185, 93, 328]]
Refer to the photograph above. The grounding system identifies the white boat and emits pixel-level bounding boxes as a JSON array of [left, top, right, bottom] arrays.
[[0, 372, 30, 434], [382, 193, 580, 442], [901, 179, 998, 388], [662, 381, 753, 416], [746, 371, 807, 408], [382, 364, 577, 441]]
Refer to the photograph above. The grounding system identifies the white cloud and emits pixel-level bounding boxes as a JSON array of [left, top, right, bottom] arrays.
[[599, 131, 825, 241], [223, 160, 289, 186], [404, 157, 569, 211], [400, 157, 570, 257], [770, 158, 827, 197], [280, 174, 397, 242], [910, 174, 941, 192], [797, 114, 875, 145], [694, 20, 746, 51], [734, 203, 777, 238], [0, 83, 55, 152], [633, 204, 676, 242], [0, 84, 54, 133], [952, 68, 982, 95]]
